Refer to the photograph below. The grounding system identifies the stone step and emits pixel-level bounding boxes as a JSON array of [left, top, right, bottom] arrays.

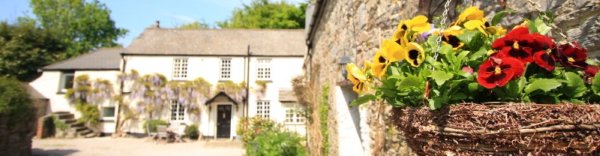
[[73, 126, 87, 132], [55, 113, 74, 120], [78, 129, 93, 135], [70, 122, 84, 127], [83, 133, 98, 138], [62, 119, 77, 124]]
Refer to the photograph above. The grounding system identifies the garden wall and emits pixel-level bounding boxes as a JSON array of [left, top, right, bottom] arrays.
[[302, 0, 600, 155], [0, 110, 36, 156]]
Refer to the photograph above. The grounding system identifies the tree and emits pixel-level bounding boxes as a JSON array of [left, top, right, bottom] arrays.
[[218, 0, 307, 29], [177, 21, 210, 30], [30, 0, 127, 57], [0, 18, 67, 82]]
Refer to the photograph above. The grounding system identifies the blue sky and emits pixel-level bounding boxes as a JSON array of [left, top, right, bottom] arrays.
[[0, 0, 306, 46]]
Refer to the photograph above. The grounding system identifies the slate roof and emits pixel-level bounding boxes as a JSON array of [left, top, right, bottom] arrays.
[[125, 28, 306, 56], [43, 48, 123, 70]]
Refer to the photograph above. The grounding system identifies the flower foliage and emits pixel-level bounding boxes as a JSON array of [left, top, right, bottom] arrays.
[[349, 7, 600, 110]]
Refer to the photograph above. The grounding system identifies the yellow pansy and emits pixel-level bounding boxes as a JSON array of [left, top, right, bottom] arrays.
[[370, 50, 390, 78], [393, 21, 409, 46], [404, 42, 426, 67], [486, 25, 506, 36], [346, 63, 368, 94], [381, 39, 405, 62], [441, 26, 464, 50], [454, 7, 485, 25], [407, 15, 431, 33], [464, 20, 488, 35], [393, 15, 431, 46]]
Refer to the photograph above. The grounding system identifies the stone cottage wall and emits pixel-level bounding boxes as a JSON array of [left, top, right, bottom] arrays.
[[0, 112, 36, 156], [302, 0, 600, 155]]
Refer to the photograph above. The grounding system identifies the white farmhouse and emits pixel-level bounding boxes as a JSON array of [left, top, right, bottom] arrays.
[[29, 48, 123, 134], [30, 28, 307, 139]]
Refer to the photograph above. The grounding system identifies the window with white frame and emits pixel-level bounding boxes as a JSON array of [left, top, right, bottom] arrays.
[[102, 106, 115, 118], [257, 58, 271, 80], [170, 100, 185, 121], [256, 100, 270, 118], [285, 108, 305, 124], [59, 71, 75, 92], [220, 58, 231, 79], [172, 58, 188, 79]]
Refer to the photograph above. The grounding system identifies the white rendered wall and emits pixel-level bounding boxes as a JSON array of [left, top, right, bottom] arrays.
[[29, 70, 121, 133], [335, 86, 365, 156], [124, 55, 304, 136]]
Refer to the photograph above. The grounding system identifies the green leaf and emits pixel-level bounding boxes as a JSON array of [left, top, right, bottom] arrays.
[[592, 74, 600, 95], [431, 71, 454, 86], [440, 44, 453, 55], [524, 79, 562, 94], [491, 10, 512, 26], [428, 96, 447, 110], [399, 76, 422, 88], [457, 30, 482, 49], [350, 94, 376, 107], [468, 82, 480, 92], [534, 18, 551, 35], [563, 72, 586, 98]]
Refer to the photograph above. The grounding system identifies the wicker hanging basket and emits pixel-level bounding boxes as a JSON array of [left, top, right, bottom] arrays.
[[391, 103, 600, 155]]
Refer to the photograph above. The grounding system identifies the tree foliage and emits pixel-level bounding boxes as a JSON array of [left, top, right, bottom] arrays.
[[177, 21, 210, 30], [30, 0, 127, 57], [218, 0, 307, 29], [0, 19, 67, 81]]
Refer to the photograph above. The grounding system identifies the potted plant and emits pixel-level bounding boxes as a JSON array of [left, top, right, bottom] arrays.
[[349, 7, 600, 155]]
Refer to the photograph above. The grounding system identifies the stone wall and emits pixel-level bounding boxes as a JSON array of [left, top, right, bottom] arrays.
[[0, 112, 36, 156], [302, 0, 600, 155]]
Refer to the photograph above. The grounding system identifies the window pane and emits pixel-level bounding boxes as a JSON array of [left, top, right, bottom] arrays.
[[173, 58, 188, 79], [64, 74, 75, 89], [102, 107, 115, 117]]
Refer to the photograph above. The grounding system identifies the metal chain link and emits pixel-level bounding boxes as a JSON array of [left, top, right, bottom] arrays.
[[432, 0, 452, 64]]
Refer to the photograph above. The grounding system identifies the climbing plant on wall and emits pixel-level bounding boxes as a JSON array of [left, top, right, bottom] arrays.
[[65, 75, 114, 126]]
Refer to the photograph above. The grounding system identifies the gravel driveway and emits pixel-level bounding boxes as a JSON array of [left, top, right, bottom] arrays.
[[32, 137, 244, 156]]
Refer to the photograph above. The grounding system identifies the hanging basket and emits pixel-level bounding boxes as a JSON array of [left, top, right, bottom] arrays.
[[391, 103, 600, 155]]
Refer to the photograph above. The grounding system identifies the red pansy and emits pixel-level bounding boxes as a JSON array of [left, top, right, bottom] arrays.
[[585, 65, 599, 77], [492, 27, 536, 63], [556, 42, 588, 69], [477, 56, 525, 89], [530, 34, 557, 71]]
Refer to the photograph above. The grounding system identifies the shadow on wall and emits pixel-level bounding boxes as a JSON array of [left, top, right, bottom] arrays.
[[32, 148, 79, 156]]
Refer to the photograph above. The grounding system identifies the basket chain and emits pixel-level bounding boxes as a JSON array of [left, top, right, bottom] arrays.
[[432, 0, 452, 63]]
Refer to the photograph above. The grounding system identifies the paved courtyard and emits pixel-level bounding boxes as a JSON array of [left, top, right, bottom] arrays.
[[32, 137, 244, 156]]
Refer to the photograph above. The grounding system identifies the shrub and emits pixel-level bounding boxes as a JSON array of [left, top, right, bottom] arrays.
[[238, 117, 306, 156], [237, 117, 279, 144], [247, 130, 306, 156], [184, 124, 199, 140], [142, 119, 168, 133], [0, 77, 32, 125], [74, 103, 100, 126]]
